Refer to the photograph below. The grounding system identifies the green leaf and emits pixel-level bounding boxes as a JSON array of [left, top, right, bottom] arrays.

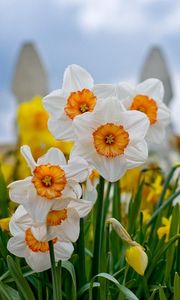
[[164, 205, 180, 282], [77, 282, 100, 298], [0, 280, 21, 300], [174, 272, 180, 300], [159, 286, 167, 300], [7, 256, 35, 300], [62, 261, 76, 300], [89, 273, 139, 300], [146, 235, 180, 280], [0, 165, 9, 217]]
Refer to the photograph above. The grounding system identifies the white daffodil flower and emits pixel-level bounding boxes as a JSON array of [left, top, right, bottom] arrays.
[[71, 97, 149, 182], [7, 206, 74, 272], [117, 79, 170, 144], [8, 146, 89, 223], [47, 195, 95, 241], [43, 64, 116, 141]]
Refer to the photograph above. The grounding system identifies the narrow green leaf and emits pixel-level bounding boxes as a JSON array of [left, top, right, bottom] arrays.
[[164, 205, 180, 282], [77, 282, 100, 298], [7, 256, 35, 300], [89, 273, 139, 300], [62, 261, 76, 300], [0, 280, 21, 300], [174, 272, 180, 300], [159, 286, 167, 300]]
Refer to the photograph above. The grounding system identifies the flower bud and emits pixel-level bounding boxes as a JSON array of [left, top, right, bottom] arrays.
[[125, 245, 148, 276]]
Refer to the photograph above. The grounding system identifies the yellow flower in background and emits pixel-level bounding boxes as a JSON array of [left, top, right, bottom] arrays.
[[108, 218, 148, 275], [157, 216, 172, 242], [0, 217, 11, 231], [141, 209, 151, 224], [17, 96, 73, 163], [120, 167, 141, 194], [17, 96, 48, 133]]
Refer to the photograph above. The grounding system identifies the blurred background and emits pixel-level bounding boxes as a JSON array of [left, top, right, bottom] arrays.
[[0, 0, 180, 152]]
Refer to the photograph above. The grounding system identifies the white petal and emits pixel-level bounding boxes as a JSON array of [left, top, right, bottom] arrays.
[[9, 205, 32, 236], [62, 64, 93, 94], [24, 188, 53, 224], [54, 240, 74, 261], [117, 82, 135, 99], [119, 110, 150, 140], [8, 177, 32, 204], [146, 123, 166, 144], [93, 84, 117, 99], [125, 140, 148, 168], [48, 113, 74, 141], [50, 197, 72, 210], [65, 156, 89, 182], [63, 181, 82, 199], [37, 147, 66, 166], [26, 251, 51, 272], [68, 198, 95, 218], [51, 208, 80, 242], [20, 145, 36, 171], [7, 236, 27, 257], [43, 89, 66, 115], [136, 78, 164, 102], [90, 153, 128, 182], [157, 102, 170, 125]]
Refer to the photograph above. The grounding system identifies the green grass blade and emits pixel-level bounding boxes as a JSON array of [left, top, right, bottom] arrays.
[[7, 256, 35, 300], [89, 272, 139, 300], [62, 261, 77, 300], [159, 286, 167, 300], [174, 272, 180, 300]]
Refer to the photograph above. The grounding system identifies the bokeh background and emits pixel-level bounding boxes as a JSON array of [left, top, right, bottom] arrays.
[[0, 0, 180, 144]]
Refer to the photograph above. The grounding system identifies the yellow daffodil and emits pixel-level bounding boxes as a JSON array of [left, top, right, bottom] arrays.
[[0, 217, 11, 231], [157, 216, 172, 242], [108, 218, 148, 275], [141, 209, 151, 224]]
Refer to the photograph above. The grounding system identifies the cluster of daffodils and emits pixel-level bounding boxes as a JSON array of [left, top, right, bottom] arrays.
[[8, 64, 170, 272], [8, 146, 95, 272]]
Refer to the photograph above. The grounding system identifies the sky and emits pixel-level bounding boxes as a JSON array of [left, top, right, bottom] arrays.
[[0, 0, 180, 143]]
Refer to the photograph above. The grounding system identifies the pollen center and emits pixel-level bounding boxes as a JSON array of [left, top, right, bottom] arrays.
[[64, 88, 96, 119], [32, 164, 67, 200], [47, 209, 68, 226], [42, 176, 52, 187], [25, 228, 57, 252], [129, 95, 158, 125], [93, 123, 129, 158]]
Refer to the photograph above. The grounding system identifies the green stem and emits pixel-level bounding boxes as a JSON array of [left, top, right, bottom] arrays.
[[48, 241, 62, 300], [156, 165, 180, 208], [77, 218, 87, 288], [146, 190, 180, 227], [92, 176, 105, 277]]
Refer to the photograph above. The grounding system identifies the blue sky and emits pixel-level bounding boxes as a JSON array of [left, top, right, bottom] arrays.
[[0, 0, 180, 142]]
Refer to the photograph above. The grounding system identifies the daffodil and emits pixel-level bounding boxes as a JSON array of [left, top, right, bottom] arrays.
[[108, 218, 148, 275], [117, 79, 170, 144], [0, 217, 11, 231], [71, 97, 149, 182], [157, 216, 171, 242], [8, 145, 89, 223], [43, 64, 116, 141], [7, 206, 74, 272]]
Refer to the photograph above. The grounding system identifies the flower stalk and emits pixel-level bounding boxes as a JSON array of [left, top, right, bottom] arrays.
[[48, 240, 62, 300], [92, 176, 105, 276]]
